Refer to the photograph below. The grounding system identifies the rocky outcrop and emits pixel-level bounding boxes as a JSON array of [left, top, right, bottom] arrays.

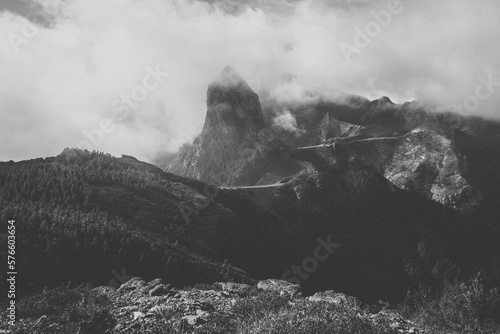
[[204, 66, 266, 139], [167, 67, 304, 186], [5, 278, 425, 333], [291, 127, 482, 214], [319, 113, 362, 141], [257, 278, 301, 296], [385, 128, 482, 214], [362, 96, 399, 123]]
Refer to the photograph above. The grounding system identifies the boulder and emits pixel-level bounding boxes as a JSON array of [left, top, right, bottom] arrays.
[[147, 278, 166, 289], [308, 291, 360, 307], [215, 282, 252, 294], [118, 277, 147, 293], [257, 279, 300, 296], [149, 284, 172, 297]]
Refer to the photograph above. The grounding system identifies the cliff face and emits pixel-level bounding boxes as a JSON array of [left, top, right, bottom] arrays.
[[167, 67, 303, 186], [290, 128, 482, 214], [203, 66, 266, 139], [386, 128, 482, 214]]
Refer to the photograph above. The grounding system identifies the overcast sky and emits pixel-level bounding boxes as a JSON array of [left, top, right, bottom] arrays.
[[1, 0, 499, 163]]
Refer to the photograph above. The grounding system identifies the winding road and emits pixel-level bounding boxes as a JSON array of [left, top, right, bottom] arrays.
[[292, 136, 403, 151], [220, 136, 400, 190]]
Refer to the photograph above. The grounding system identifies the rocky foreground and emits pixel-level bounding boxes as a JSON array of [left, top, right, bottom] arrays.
[[4, 277, 424, 334]]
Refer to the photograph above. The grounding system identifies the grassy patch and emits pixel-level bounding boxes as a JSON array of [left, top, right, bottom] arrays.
[[401, 275, 500, 334], [12, 284, 115, 334], [235, 299, 398, 334]]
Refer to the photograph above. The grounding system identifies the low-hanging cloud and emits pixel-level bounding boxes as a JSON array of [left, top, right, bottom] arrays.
[[0, 0, 499, 163], [272, 110, 305, 135]]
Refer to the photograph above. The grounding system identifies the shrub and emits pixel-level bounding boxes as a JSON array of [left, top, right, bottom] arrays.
[[79, 309, 116, 334], [235, 299, 398, 334], [17, 285, 95, 319], [402, 275, 500, 334], [231, 290, 291, 317], [13, 285, 116, 334]]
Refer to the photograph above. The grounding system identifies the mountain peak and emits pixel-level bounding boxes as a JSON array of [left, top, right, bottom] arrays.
[[167, 67, 273, 185], [373, 96, 394, 104], [209, 66, 250, 91], [204, 67, 266, 134], [222, 65, 239, 76]]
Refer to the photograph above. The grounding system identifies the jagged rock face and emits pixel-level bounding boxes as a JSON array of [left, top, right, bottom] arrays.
[[319, 113, 362, 141], [280, 96, 496, 214], [167, 67, 303, 186], [203, 66, 266, 138], [291, 128, 482, 214], [362, 96, 399, 123], [385, 128, 482, 214]]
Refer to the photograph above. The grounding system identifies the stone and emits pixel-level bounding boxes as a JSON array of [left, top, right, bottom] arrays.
[[133, 311, 145, 320], [149, 284, 172, 297], [308, 291, 360, 306], [308, 290, 337, 303], [257, 279, 300, 296], [92, 285, 115, 295], [118, 277, 147, 292], [114, 324, 125, 331], [182, 309, 208, 325], [215, 282, 252, 294], [147, 278, 165, 289]]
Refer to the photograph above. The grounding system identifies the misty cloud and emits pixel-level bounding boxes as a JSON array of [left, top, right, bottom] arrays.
[[0, 0, 499, 163], [272, 110, 305, 135]]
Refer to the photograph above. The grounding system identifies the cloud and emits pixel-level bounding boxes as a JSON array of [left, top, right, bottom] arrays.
[[0, 0, 499, 163], [272, 110, 305, 135]]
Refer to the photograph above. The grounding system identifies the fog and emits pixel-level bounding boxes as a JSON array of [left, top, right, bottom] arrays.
[[0, 0, 499, 163]]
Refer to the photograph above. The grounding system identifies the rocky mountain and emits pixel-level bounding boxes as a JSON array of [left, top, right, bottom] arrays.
[[167, 68, 498, 215], [166, 66, 305, 186], [165, 67, 500, 304]]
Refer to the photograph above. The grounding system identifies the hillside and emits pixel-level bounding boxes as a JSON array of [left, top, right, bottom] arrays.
[[0, 149, 257, 296]]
